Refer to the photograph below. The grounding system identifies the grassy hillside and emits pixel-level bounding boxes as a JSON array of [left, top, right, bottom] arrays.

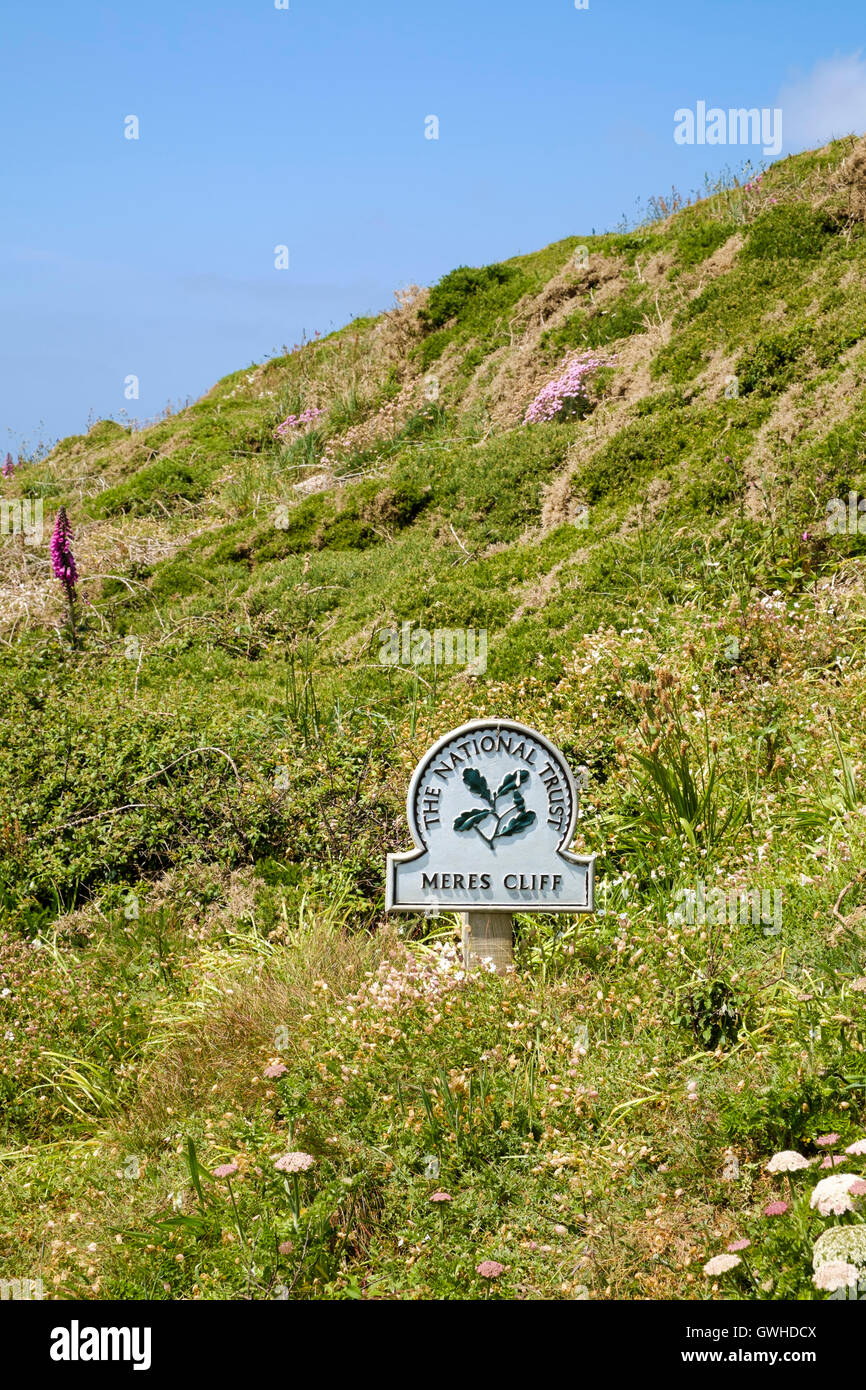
[[3, 136, 866, 1300]]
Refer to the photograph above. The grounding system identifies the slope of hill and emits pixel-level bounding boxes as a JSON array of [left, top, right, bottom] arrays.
[[3, 137, 866, 1300]]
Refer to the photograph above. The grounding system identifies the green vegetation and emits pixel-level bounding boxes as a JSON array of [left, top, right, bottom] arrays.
[[3, 136, 866, 1301], [418, 262, 520, 332]]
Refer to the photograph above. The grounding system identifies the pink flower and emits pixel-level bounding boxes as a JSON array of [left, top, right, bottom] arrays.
[[810, 1173, 862, 1216], [815, 1133, 840, 1147], [764, 1201, 789, 1216], [523, 351, 614, 424], [844, 1139, 866, 1156], [278, 1240, 294, 1256], [2, 452, 15, 478], [50, 507, 78, 592], [274, 1151, 315, 1173], [820, 1155, 847, 1169], [850, 1179, 866, 1196], [274, 406, 324, 439], [212, 1163, 238, 1179], [727, 1239, 750, 1252], [263, 1062, 288, 1078], [429, 1191, 452, 1203], [813, 1261, 859, 1292], [703, 1253, 741, 1275], [476, 1260, 505, 1279], [765, 1150, 809, 1173]]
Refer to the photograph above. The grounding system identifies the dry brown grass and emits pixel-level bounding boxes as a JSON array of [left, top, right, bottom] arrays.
[[458, 254, 631, 430], [834, 135, 866, 223], [131, 909, 398, 1142], [0, 510, 210, 635], [742, 341, 866, 519], [693, 346, 742, 404]]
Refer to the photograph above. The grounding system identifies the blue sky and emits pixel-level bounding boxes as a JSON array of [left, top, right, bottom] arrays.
[[2, 0, 865, 450]]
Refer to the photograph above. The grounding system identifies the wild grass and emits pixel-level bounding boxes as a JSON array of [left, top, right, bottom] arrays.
[[3, 138, 866, 1300]]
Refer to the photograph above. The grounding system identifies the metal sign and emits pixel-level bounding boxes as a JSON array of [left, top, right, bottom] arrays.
[[386, 718, 595, 913]]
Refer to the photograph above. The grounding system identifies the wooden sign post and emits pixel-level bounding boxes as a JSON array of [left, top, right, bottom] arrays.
[[386, 718, 595, 972]]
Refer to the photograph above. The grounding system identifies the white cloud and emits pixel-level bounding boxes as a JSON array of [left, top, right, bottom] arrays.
[[777, 51, 866, 151]]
